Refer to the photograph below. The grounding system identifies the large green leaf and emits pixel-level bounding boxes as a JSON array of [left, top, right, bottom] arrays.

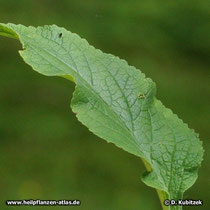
[[0, 23, 203, 209]]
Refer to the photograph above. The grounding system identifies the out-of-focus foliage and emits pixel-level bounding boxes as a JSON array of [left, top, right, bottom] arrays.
[[0, 1, 209, 209]]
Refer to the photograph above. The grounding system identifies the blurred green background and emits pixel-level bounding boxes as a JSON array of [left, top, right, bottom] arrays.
[[0, 0, 209, 209]]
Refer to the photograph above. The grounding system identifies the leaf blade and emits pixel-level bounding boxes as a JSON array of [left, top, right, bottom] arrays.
[[0, 23, 204, 202]]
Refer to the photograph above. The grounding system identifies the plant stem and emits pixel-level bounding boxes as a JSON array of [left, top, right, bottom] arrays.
[[142, 158, 169, 210], [157, 189, 169, 210]]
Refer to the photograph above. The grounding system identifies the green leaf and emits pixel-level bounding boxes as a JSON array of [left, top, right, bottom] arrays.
[[0, 23, 203, 209]]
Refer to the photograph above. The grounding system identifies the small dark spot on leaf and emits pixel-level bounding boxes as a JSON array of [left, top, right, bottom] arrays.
[[138, 93, 145, 99], [59, 33, 62, 38]]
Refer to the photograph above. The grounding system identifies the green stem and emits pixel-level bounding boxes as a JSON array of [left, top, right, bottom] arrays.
[[0, 24, 19, 40], [157, 189, 169, 210], [142, 158, 169, 210]]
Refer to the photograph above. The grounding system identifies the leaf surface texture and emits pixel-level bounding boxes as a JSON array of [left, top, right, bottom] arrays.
[[0, 23, 203, 203]]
